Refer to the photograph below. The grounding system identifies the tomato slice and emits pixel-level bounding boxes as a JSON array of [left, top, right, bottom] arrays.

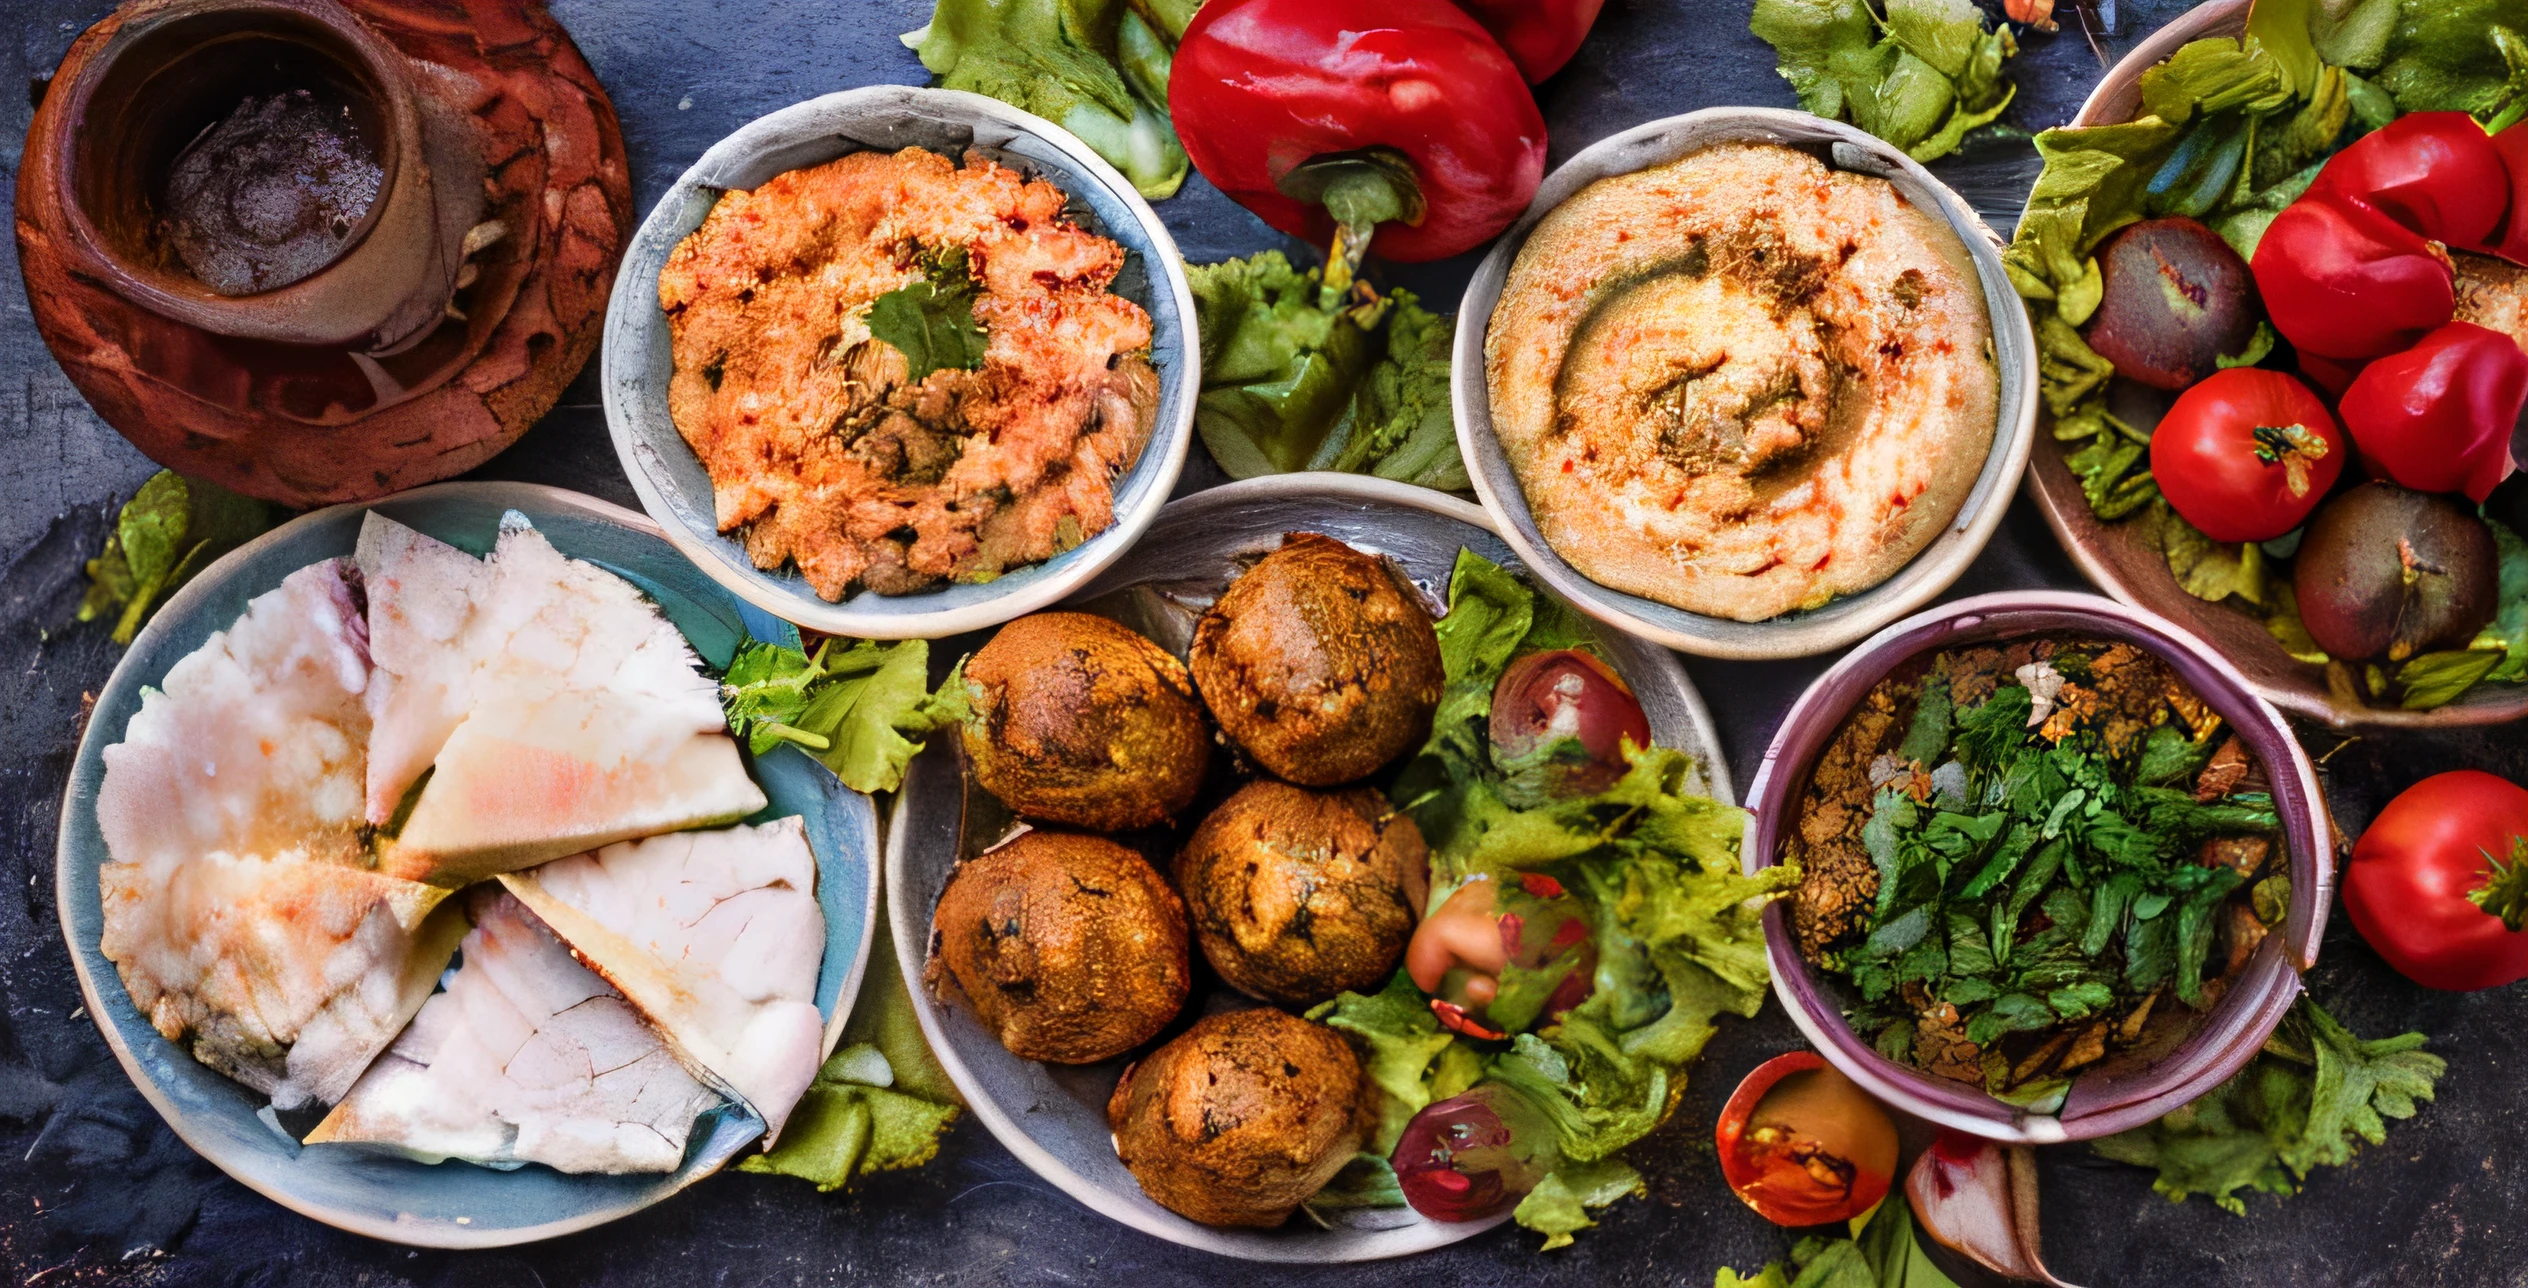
[[1715, 1052, 1899, 1228], [2149, 367, 2348, 544]]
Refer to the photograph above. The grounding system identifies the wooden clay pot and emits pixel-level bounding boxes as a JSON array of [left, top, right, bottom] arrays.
[[15, 0, 632, 506]]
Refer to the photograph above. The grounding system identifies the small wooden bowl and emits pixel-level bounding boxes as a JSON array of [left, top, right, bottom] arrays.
[[2023, 0, 2528, 728]]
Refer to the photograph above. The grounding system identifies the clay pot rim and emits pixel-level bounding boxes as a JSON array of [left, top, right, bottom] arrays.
[[48, 0, 417, 326]]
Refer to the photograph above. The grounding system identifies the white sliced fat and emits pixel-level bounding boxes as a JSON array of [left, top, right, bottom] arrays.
[[100, 849, 463, 1110], [379, 513, 765, 885], [501, 817, 825, 1144], [308, 889, 722, 1174], [356, 512, 494, 827], [97, 558, 458, 1109]]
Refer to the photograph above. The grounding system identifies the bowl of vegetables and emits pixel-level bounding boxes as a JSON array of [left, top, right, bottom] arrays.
[[2017, 0, 2528, 726], [1743, 591, 2332, 1144]]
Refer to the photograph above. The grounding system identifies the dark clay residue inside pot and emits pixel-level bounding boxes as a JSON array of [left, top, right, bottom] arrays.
[[159, 88, 380, 295]]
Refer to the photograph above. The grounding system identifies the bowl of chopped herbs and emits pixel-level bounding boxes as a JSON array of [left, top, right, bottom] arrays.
[[1744, 591, 2332, 1143]]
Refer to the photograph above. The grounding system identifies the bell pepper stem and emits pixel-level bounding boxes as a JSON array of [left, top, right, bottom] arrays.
[[1278, 150, 1427, 307], [2470, 836, 2528, 931]]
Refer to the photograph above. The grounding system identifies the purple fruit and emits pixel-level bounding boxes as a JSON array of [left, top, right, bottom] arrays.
[[2295, 483, 2498, 661], [2086, 216, 2262, 391]]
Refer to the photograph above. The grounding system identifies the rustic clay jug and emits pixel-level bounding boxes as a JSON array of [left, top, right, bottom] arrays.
[[45, 0, 483, 352]]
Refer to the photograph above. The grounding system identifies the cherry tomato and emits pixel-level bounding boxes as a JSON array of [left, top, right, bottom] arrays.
[[1715, 1052, 1898, 1228], [2148, 368, 2348, 543], [1406, 875, 1594, 1038], [1491, 649, 1652, 805], [2338, 320, 2528, 505], [2345, 771, 2528, 991], [2310, 112, 2512, 252]]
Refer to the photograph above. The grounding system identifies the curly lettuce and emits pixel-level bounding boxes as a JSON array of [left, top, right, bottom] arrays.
[[902, 0, 1188, 199]]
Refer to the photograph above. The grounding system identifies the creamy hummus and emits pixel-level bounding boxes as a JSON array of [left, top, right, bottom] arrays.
[[1486, 143, 1998, 623]]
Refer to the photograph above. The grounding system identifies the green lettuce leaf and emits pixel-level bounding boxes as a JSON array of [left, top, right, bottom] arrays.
[[1302, 1153, 1409, 1215], [1511, 1156, 1644, 1251], [2394, 650, 2505, 711], [1187, 252, 1468, 488], [1714, 1200, 1963, 1288], [80, 470, 279, 645], [2376, 0, 2528, 117], [1308, 970, 1459, 1155], [2469, 517, 2528, 682], [721, 637, 958, 794], [903, 0, 1188, 198], [2091, 998, 2443, 1213], [1750, 0, 2020, 162]]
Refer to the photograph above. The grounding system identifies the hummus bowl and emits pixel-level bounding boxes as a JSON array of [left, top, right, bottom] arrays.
[[1455, 108, 2039, 660], [602, 86, 1197, 640], [1741, 591, 2331, 1144], [887, 473, 1732, 1261], [57, 482, 880, 1247]]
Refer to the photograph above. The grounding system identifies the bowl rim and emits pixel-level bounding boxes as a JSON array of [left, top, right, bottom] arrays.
[[55, 479, 882, 1248], [1740, 589, 2333, 1144], [884, 470, 1737, 1261], [598, 84, 1197, 641], [1450, 105, 2041, 661], [2029, 0, 2528, 729]]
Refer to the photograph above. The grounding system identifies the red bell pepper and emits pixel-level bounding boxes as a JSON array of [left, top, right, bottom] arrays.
[[1451, 0, 1605, 83], [2345, 771, 2528, 992], [1170, 0, 1546, 289], [2252, 194, 2456, 361], [2309, 112, 2512, 253], [2337, 320, 2527, 503]]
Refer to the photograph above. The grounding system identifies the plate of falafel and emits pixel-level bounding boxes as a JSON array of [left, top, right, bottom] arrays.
[[887, 472, 1746, 1261]]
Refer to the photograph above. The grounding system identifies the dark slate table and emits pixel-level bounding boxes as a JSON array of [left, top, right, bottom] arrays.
[[2, 2, 2522, 1284]]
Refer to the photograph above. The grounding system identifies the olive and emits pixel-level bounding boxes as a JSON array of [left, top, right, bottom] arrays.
[[2294, 483, 2498, 662], [2084, 216, 2262, 391]]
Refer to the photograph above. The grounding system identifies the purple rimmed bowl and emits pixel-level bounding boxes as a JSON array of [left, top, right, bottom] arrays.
[[1742, 591, 2332, 1143]]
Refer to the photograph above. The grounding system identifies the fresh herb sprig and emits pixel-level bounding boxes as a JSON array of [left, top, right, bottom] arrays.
[[720, 635, 965, 795]]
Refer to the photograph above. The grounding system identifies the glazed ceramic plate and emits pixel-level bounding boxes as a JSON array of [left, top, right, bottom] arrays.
[[886, 474, 1733, 1262], [1742, 592, 2332, 1144], [602, 85, 1197, 642], [1454, 107, 2041, 662], [2025, 0, 2528, 728], [56, 482, 880, 1249]]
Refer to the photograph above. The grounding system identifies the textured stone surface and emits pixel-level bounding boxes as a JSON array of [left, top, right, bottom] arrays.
[[1, 1, 2520, 1284]]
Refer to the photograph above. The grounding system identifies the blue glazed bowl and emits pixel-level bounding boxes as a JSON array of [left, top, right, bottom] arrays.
[[601, 85, 1198, 640], [55, 481, 879, 1248]]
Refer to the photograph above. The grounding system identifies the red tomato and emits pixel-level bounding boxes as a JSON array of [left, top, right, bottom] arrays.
[[2344, 771, 2528, 992], [1715, 1052, 1898, 1228], [2149, 368, 2348, 543]]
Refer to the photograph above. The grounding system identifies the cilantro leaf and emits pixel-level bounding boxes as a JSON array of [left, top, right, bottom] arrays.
[[80, 470, 278, 645], [864, 251, 989, 384]]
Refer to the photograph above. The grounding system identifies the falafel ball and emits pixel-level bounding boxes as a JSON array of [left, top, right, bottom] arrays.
[[930, 830, 1190, 1064], [1175, 781, 1426, 1008], [961, 612, 1209, 831], [1107, 1008, 1365, 1228], [1188, 533, 1444, 786]]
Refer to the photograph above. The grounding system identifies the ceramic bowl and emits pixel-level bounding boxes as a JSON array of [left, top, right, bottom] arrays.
[[2024, 0, 2528, 728], [886, 473, 1733, 1261], [1742, 591, 2331, 1144], [1452, 107, 2040, 661], [601, 84, 1198, 640], [56, 481, 880, 1248]]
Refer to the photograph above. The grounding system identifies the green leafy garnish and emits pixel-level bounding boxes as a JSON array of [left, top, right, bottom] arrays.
[[740, 903, 964, 1190], [1307, 969, 1460, 1157], [2468, 517, 2528, 683], [902, 0, 1188, 199], [2393, 649, 2505, 711], [1714, 1198, 1963, 1288], [1750, 0, 2020, 163], [863, 247, 989, 383], [720, 636, 963, 794], [80, 470, 279, 645], [1186, 251, 1468, 490], [1511, 1157, 1645, 1252], [2091, 998, 2444, 1213]]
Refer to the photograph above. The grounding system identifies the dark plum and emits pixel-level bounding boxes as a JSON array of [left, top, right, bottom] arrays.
[[2295, 483, 2498, 662], [2085, 216, 2262, 391], [1490, 649, 1652, 806], [1390, 1084, 1564, 1222]]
